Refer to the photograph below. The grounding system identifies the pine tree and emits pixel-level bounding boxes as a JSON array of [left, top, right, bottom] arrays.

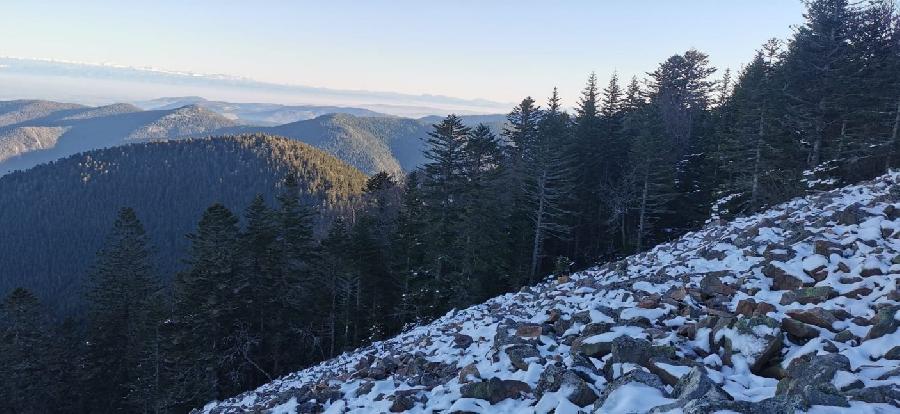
[[0, 288, 54, 413], [170, 203, 244, 409], [524, 89, 574, 281], [419, 115, 471, 316], [83, 207, 165, 413], [571, 73, 604, 262]]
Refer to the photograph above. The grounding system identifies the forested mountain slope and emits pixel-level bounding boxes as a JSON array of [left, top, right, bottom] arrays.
[[0, 101, 237, 174], [0, 134, 366, 312], [222, 113, 430, 175], [134, 96, 389, 125], [201, 173, 900, 413]]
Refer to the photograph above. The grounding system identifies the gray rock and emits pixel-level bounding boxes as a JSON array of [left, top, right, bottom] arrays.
[[781, 318, 819, 341], [536, 364, 598, 407], [596, 370, 668, 407], [459, 377, 531, 404], [866, 304, 900, 340], [776, 354, 850, 408], [504, 344, 540, 371], [845, 385, 900, 406], [610, 335, 652, 365], [779, 286, 838, 305]]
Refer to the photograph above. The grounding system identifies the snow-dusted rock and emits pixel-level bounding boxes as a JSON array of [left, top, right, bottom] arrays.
[[198, 173, 900, 414]]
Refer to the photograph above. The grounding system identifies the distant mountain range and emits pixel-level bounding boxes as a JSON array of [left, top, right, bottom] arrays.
[[0, 56, 513, 116], [133, 96, 390, 125], [0, 98, 507, 176], [0, 134, 367, 312]]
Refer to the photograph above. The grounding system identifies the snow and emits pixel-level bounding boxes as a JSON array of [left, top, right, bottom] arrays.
[[200, 172, 900, 414], [599, 382, 675, 413]]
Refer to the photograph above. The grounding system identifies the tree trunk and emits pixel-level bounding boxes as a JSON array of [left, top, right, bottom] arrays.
[[529, 171, 548, 282], [750, 109, 764, 209], [886, 97, 900, 172], [636, 169, 650, 252]]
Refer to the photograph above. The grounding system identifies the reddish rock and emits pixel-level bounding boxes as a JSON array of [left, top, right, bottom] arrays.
[[764, 264, 804, 291], [781, 318, 820, 340], [860, 266, 884, 277], [753, 302, 776, 316], [814, 239, 843, 257], [735, 299, 757, 316], [837, 261, 851, 273], [637, 295, 660, 309], [786, 308, 837, 331], [515, 324, 543, 339], [843, 287, 873, 299], [458, 363, 481, 383], [676, 323, 697, 339]]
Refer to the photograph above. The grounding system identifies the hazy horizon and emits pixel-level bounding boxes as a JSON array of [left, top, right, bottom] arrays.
[[1, 0, 806, 111]]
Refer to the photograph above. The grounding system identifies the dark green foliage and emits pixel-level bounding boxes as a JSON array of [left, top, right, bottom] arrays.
[[7, 3, 900, 412], [83, 208, 166, 413], [0, 134, 366, 314]]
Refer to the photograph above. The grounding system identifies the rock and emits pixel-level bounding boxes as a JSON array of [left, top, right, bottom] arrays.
[[779, 286, 837, 305], [504, 344, 540, 371], [597, 370, 668, 407], [764, 264, 804, 291], [866, 304, 900, 340], [646, 357, 696, 386], [843, 287, 873, 299], [546, 309, 561, 323], [781, 318, 819, 341], [637, 295, 660, 309], [837, 204, 864, 225], [724, 316, 783, 374], [837, 261, 852, 273], [389, 394, 416, 412], [369, 357, 398, 380], [885, 346, 900, 360], [860, 265, 884, 277], [453, 334, 474, 349], [814, 239, 843, 257], [754, 302, 776, 316], [536, 365, 598, 407], [514, 324, 543, 339], [667, 287, 687, 301], [833, 330, 855, 343], [648, 367, 737, 414], [610, 336, 652, 366], [459, 378, 531, 404], [764, 244, 794, 262], [572, 334, 616, 358], [458, 363, 481, 383], [786, 308, 837, 331], [676, 323, 697, 339], [700, 273, 735, 297], [776, 354, 850, 408], [845, 385, 900, 406], [735, 299, 757, 316]]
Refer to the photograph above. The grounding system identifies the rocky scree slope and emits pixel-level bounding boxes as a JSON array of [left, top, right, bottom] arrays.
[[200, 174, 900, 413]]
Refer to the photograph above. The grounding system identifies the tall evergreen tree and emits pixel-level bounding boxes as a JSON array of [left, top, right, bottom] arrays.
[[0, 288, 54, 414], [83, 207, 166, 413]]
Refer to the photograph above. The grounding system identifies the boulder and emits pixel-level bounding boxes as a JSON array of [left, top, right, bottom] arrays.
[[735, 299, 757, 316], [781, 318, 819, 341], [609, 336, 652, 366], [458, 363, 481, 383], [726, 316, 783, 374], [845, 385, 900, 406], [754, 302, 776, 316], [836, 204, 864, 225], [596, 370, 668, 408], [779, 286, 837, 305], [763, 264, 803, 291], [776, 354, 850, 409], [646, 357, 697, 386], [459, 378, 531, 404], [786, 308, 837, 331], [700, 273, 735, 297], [514, 324, 543, 339], [535, 364, 598, 407], [453, 334, 474, 349], [866, 304, 900, 340], [504, 344, 540, 371]]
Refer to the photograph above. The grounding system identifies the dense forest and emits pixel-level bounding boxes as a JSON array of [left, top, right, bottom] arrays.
[[0, 135, 367, 313], [2, 1, 899, 412]]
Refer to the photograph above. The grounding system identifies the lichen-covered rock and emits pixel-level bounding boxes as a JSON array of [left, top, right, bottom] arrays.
[[866, 304, 900, 340], [779, 286, 837, 305], [775, 354, 850, 409]]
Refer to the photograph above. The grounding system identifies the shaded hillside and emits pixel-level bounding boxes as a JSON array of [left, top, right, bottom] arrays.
[[134, 96, 388, 125], [0, 100, 238, 174], [220, 113, 508, 175], [201, 173, 900, 414], [224, 113, 430, 175], [0, 134, 367, 312]]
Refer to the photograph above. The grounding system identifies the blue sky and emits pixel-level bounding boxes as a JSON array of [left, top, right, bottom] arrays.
[[1, 0, 806, 107]]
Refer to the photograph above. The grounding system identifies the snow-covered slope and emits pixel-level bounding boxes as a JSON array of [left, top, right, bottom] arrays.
[[200, 174, 900, 413]]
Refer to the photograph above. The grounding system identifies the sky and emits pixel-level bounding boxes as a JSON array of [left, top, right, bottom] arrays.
[[0, 0, 807, 108]]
